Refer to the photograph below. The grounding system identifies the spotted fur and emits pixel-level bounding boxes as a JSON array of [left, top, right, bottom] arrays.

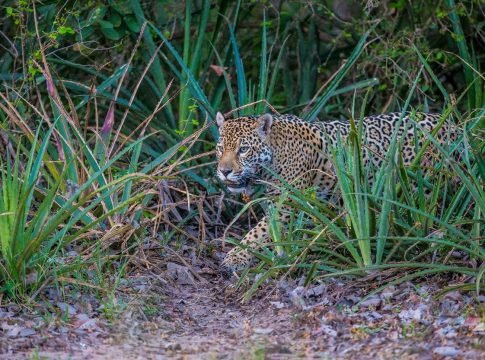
[[216, 112, 456, 276]]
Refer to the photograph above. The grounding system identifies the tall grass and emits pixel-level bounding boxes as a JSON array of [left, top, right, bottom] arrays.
[[0, 14, 209, 300], [0, 125, 147, 298]]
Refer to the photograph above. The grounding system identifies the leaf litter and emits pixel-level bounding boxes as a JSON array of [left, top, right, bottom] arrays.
[[1, 252, 484, 359]]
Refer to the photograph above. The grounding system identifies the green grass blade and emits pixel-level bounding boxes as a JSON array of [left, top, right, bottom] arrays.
[[256, 11, 267, 114], [302, 30, 370, 121]]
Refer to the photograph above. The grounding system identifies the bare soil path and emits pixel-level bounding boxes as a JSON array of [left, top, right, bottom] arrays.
[[1, 260, 484, 359]]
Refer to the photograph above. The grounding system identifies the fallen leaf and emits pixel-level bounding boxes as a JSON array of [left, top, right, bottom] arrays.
[[433, 346, 459, 357], [78, 318, 98, 330], [253, 328, 273, 335], [312, 324, 337, 337], [270, 301, 285, 309], [19, 328, 36, 337], [359, 296, 381, 308], [57, 302, 77, 316], [166, 262, 196, 286]]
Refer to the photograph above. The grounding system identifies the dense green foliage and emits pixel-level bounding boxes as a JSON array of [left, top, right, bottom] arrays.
[[2, 1, 483, 138], [0, 0, 483, 300]]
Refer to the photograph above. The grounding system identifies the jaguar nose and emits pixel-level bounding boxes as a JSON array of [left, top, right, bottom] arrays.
[[220, 169, 232, 177]]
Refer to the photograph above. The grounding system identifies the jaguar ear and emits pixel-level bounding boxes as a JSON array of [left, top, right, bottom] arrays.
[[256, 114, 273, 139], [216, 112, 225, 128]]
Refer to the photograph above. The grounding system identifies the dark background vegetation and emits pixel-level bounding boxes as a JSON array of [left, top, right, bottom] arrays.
[[2, 1, 483, 138]]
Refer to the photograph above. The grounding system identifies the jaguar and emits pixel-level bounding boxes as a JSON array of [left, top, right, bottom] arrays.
[[215, 111, 456, 276]]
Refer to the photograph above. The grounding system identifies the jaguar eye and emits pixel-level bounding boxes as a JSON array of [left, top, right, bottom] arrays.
[[239, 146, 250, 154], [216, 144, 223, 152]]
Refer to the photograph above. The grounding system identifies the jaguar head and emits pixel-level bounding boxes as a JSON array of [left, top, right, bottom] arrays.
[[215, 112, 273, 193]]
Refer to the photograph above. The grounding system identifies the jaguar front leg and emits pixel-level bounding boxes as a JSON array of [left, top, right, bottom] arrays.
[[220, 216, 269, 277], [220, 208, 294, 277]]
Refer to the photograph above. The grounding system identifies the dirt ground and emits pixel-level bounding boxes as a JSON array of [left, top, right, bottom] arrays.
[[1, 254, 484, 360]]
